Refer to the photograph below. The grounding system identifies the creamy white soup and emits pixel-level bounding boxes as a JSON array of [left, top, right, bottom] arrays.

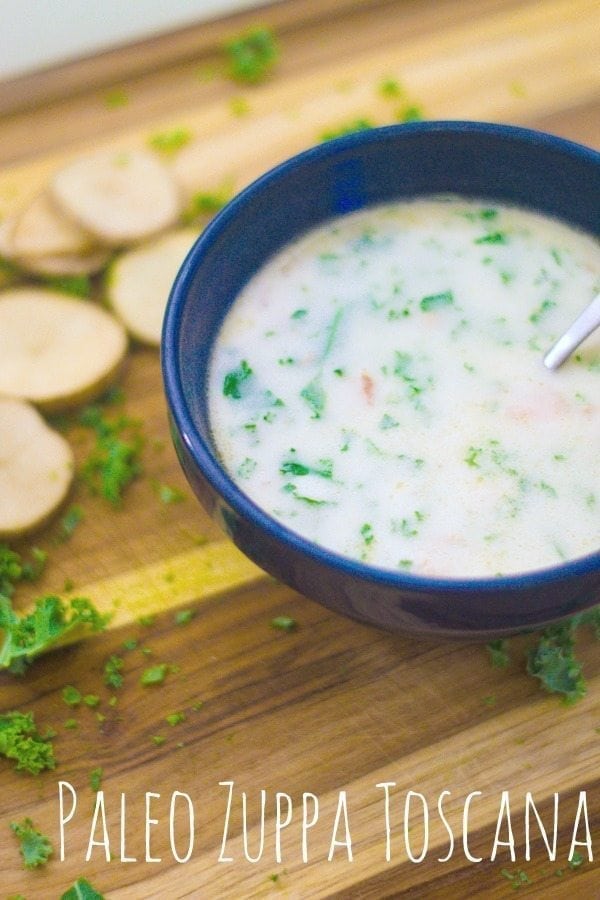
[[208, 198, 599, 577]]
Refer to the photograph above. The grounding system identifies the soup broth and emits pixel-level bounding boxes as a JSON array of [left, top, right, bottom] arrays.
[[208, 198, 599, 578]]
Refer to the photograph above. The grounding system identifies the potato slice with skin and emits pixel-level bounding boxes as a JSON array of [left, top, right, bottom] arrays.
[[0, 216, 15, 256], [0, 398, 74, 538], [107, 227, 199, 345], [51, 149, 182, 246], [0, 288, 127, 412], [16, 246, 111, 277], [0, 214, 110, 276], [11, 192, 96, 257], [0, 219, 21, 288]]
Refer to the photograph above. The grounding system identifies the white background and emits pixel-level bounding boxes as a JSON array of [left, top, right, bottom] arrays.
[[0, 0, 269, 81]]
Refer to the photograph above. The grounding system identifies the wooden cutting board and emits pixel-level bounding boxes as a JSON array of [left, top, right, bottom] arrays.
[[1, 0, 599, 897]]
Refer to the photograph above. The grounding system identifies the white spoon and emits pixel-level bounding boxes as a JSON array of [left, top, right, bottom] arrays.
[[543, 292, 600, 370]]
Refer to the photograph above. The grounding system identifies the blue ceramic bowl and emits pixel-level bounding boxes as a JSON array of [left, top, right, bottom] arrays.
[[162, 121, 600, 640]]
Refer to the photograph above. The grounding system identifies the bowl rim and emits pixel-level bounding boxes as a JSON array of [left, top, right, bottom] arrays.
[[163, 119, 600, 595]]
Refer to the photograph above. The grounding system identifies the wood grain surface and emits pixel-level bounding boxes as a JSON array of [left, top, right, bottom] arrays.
[[1, 0, 599, 897]]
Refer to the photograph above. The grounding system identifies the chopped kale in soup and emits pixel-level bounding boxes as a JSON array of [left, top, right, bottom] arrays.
[[209, 198, 599, 577]]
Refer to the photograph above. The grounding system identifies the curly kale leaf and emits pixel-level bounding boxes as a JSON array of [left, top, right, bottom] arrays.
[[10, 817, 53, 868], [0, 595, 109, 674], [526, 620, 586, 704], [0, 711, 56, 774], [61, 878, 106, 900]]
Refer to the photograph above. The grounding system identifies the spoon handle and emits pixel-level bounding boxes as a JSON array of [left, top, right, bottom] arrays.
[[543, 292, 600, 370]]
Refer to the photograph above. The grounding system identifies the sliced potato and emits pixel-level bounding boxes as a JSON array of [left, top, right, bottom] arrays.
[[16, 247, 111, 277], [0, 212, 110, 276], [0, 287, 127, 412], [11, 192, 96, 257], [107, 227, 199, 345], [0, 398, 74, 538], [50, 149, 182, 246], [0, 216, 15, 255], [0, 219, 21, 288]]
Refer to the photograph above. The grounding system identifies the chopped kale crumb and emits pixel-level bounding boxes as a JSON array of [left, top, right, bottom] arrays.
[[283, 483, 329, 506], [141, 663, 169, 686], [182, 188, 231, 223], [19, 547, 48, 582], [237, 457, 257, 479], [153, 481, 186, 504], [44, 273, 92, 298], [378, 78, 404, 99], [104, 88, 129, 108], [223, 360, 253, 399], [58, 504, 85, 541], [224, 27, 279, 84], [90, 767, 103, 792], [280, 460, 310, 476], [165, 712, 186, 726], [83, 694, 101, 708], [320, 118, 374, 142], [500, 867, 531, 887], [62, 685, 82, 707], [280, 455, 332, 479], [100, 385, 126, 406], [360, 523, 374, 545], [419, 290, 454, 312], [474, 231, 508, 245], [175, 609, 195, 626], [0, 544, 25, 597], [391, 351, 430, 408], [550, 247, 562, 266], [396, 104, 423, 122], [379, 413, 399, 430], [79, 405, 144, 506], [148, 128, 192, 156], [43, 275, 92, 300], [465, 446, 482, 468], [300, 376, 325, 418], [0, 254, 20, 281], [230, 96, 250, 116], [487, 639, 510, 668], [103, 655, 125, 690], [529, 298, 556, 324], [271, 615, 297, 632]]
